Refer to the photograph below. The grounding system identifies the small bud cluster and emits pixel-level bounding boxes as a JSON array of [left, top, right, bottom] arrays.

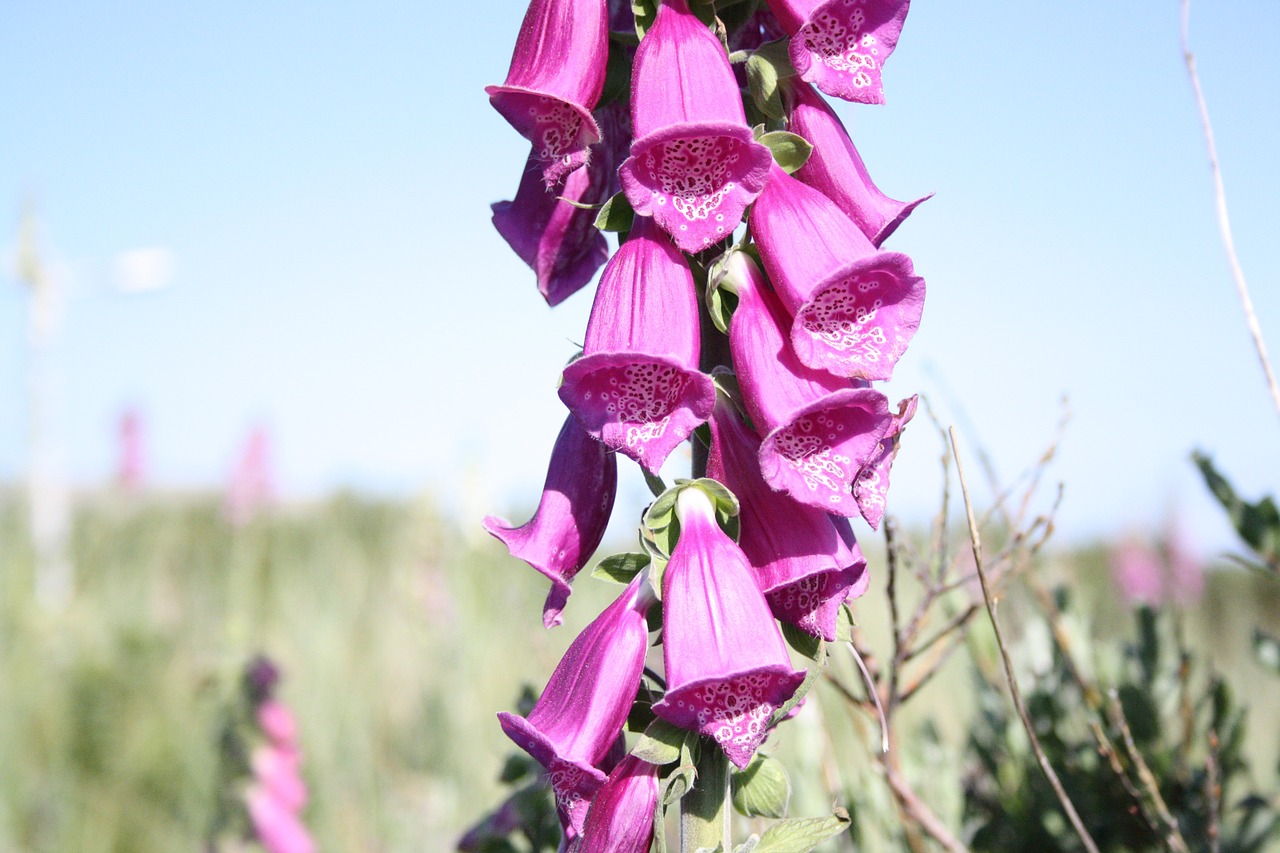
[[477, 0, 926, 848]]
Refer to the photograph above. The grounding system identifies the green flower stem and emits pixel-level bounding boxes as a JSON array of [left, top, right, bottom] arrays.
[[681, 739, 730, 852]]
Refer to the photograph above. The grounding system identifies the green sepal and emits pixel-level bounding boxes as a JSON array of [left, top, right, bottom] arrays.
[[730, 754, 790, 819], [591, 552, 650, 585], [663, 734, 700, 805], [770, 640, 827, 725], [757, 131, 813, 174], [752, 808, 851, 852], [642, 479, 741, 597], [834, 604, 857, 643], [705, 250, 741, 334], [632, 0, 657, 39], [595, 191, 636, 233], [746, 52, 785, 121], [632, 718, 689, 766], [643, 468, 669, 499], [781, 622, 823, 661]]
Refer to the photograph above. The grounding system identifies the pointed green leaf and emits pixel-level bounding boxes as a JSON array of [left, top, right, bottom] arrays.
[[730, 754, 790, 819], [734, 838, 761, 853], [592, 552, 651, 585], [781, 622, 823, 661], [835, 604, 857, 643], [753, 809, 851, 852], [758, 131, 813, 175], [746, 53, 784, 121], [595, 191, 635, 233], [770, 640, 826, 725]]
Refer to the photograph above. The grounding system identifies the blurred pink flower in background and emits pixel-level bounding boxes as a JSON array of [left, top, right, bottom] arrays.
[[1110, 521, 1204, 608], [226, 425, 274, 527], [243, 666, 313, 853], [116, 407, 146, 492]]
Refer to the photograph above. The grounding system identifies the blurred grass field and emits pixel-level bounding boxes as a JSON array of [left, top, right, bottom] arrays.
[[1, 490, 1277, 852]]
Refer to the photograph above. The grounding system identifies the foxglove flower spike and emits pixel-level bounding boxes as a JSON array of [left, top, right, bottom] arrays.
[[484, 415, 618, 627]]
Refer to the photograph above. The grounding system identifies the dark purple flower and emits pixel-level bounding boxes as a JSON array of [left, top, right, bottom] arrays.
[[653, 487, 805, 768], [491, 142, 612, 307], [766, 0, 910, 104], [484, 415, 618, 628], [853, 393, 917, 529], [559, 216, 716, 473], [751, 163, 925, 381], [787, 80, 930, 246], [499, 576, 655, 842], [487, 0, 609, 187], [617, 0, 773, 252], [575, 754, 659, 853], [707, 392, 867, 639], [726, 251, 891, 518]]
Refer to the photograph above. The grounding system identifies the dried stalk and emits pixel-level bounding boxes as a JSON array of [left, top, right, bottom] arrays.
[[1181, 0, 1280, 424], [951, 427, 1101, 853]]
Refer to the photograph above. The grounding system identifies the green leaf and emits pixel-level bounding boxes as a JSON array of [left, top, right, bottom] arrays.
[[834, 604, 857, 643], [734, 838, 761, 853], [643, 468, 669, 499], [781, 622, 823, 661], [730, 754, 790, 818], [1254, 628, 1280, 676], [753, 809, 851, 852], [595, 192, 635, 233], [663, 761, 697, 804], [1193, 451, 1280, 572], [591, 552, 650, 585], [758, 131, 813, 174], [632, 718, 688, 766], [770, 640, 826, 725]]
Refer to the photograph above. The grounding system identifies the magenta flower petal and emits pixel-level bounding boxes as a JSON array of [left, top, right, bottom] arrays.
[[492, 143, 612, 307], [498, 576, 654, 840], [559, 217, 715, 473], [708, 393, 867, 639], [853, 393, 917, 529], [727, 252, 892, 516], [484, 415, 618, 627], [245, 785, 315, 853], [788, 80, 930, 246], [578, 754, 659, 853], [751, 164, 925, 381], [617, 0, 773, 252], [653, 488, 805, 768], [487, 0, 609, 186], [767, 0, 910, 104]]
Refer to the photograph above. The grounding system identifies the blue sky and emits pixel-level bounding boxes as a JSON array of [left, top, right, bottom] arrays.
[[2, 1, 1278, 556]]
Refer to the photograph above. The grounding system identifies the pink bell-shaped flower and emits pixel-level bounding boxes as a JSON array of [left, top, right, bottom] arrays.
[[617, 0, 773, 252], [498, 576, 655, 842], [484, 415, 618, 628], [707, 391, 867, 639], [245, 783, 315, 853], [787, 80, 930, 246], [559, 216, 716, 473], [653, 487, 806, 769], [487, 0, 609, 187], [726, 251, 891, 518], [853, 393, 917, 529], [751, 163, 925, 381], [575, 754, 660, 853], [766, 0, 911, 104]]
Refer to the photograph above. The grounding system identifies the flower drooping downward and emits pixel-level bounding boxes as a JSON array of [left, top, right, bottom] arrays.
[[575, 754, 660, 852], [487, 0, 609, 186], [559, 216, 715, 473], [653, 486, 805, 768], [751, 164, 925, 381], [484, 415, 618, 628], [766, 0, 911, 104], [707, 391, 868, 640], [617, 0, 773, 252], [498, 576, 655, 842]]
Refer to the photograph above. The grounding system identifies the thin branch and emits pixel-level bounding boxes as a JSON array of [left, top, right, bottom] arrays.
[[1106, 690, 1192, 853], [950, 427, 1101, 853], [880, 761, 971, 853], [848, 642, 889, 754], [1181, 0, 1280, 423]]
